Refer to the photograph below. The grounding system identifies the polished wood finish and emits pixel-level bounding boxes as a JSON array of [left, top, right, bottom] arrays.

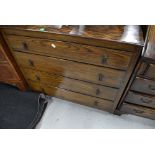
[[1, 25, 144, 112], [131, 77, 155, 96], [21, 68, 118, 101], [6, 35, 132, 70], [0, 31, 27, 90], [12, 51, 125, 88], [2, 26, 143, 52], [0, 49, 6, 61], [0, 63, 17, 80], [125, 91, 155, 108], [120, 102, 155, 120], [143, 25, 155, 60], [118, 26, 155, 120], [28, 80, 115, 112], [138, 62, 155, 80]]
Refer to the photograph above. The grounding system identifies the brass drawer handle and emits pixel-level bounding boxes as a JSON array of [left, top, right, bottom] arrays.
[[133, 109, 144, 114], [140, 98, 152, 104], [94, 101, 98, 106], [22, 42, 28, 50], [28, 59, 34, 67], [101, 55, 108, 64], [98, 73, 104, 81], [96, 89, 100, 95], [148, 84, 155, 90], [51, 43, 56, 48], [35, 75, 40, 81]]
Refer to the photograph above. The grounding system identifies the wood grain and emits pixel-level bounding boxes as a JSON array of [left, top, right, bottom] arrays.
[[27, 80, 115, 112], [120, 102, 155, 120], [0, 48, 6, 61], [131, 77, 155, 96], [2, 27, 143, 52], [125, 91, 155, 108], [0, 31, 27, 90], [12, 51, 125, 88], [6, 35, 132, 70], [0, 63, 17, 81], [21, 68, 118, 101]]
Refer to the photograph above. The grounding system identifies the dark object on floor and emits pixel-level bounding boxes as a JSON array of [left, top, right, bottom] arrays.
[[0, 83, 48, 129]]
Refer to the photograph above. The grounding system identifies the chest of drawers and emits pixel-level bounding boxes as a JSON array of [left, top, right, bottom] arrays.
[[0, 25, 144, 113], [118, 26, 155, 119], [0, 31, 27, 90]]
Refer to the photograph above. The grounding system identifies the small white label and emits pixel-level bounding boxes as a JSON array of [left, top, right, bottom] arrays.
[[51, 43, 56, 48]]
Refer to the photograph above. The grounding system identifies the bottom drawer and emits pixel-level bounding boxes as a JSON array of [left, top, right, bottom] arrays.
[[28, 80, 115, 112], [120, 102, 155, 120]]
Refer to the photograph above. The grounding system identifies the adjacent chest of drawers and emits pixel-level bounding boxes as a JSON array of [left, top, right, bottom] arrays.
[[0, 31, 27, 90], [118, 26, 155, 119], [1, 26, 143, 113]]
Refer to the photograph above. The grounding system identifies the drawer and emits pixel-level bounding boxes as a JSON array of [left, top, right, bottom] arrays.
[[21, 68, 118, 101], [12, 51, 125, 88], [0, 63, 17, 81], [120, 102, 155, 120], [131, 77, 155, 95], [28, 80, 115, 112], [7, 35, 132, 70], [145, 64, 155, 79], [125, 91, 155, 109], [138, 62, 155, 80]]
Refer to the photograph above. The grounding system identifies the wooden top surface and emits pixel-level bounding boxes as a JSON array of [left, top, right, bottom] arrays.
[[1, 25, 144, 46]]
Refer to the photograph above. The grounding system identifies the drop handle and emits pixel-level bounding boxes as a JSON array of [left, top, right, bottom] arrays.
[[35, 75, 40, 81], [101, 55, 108, 64], [133, 109, 144, 114], [98, 73, 104, 81], [22, 42, 28, 50], [148, 85, 155, 90], [140, 98, 152, 104], [28, 59, 34, 67], [96, 89, 100, 95], [94, 101, 98, 106]]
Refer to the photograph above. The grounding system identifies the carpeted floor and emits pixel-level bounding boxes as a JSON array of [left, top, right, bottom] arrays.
[[0, 83, 47, 129]]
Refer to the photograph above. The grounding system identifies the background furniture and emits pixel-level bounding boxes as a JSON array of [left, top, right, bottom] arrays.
[[0, 31, 27, 90], [117, 26, 155, 120], [0, 25, 144, 113]]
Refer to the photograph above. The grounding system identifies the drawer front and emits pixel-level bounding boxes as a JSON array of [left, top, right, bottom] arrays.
[[125, 91, 155, 108], [120, 103, 155, 120], [131, 77, 155, 95], [146, 64, 155, 79], [7, 35, 132, 70], [21, 68, 118, 101], [12, 51, 125, 88], [138, 62, 155, 80], [28, 80, 115, 112], [0, 63, 17, 81]]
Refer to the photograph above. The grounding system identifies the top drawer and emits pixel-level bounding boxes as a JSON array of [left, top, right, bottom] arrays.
[[6, 35, 132, 70], [138, 62, 155, 80]]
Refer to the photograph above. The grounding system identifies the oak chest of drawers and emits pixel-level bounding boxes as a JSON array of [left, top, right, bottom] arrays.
[[118, 26, 155, 119], [0, 25, 144, 113]]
